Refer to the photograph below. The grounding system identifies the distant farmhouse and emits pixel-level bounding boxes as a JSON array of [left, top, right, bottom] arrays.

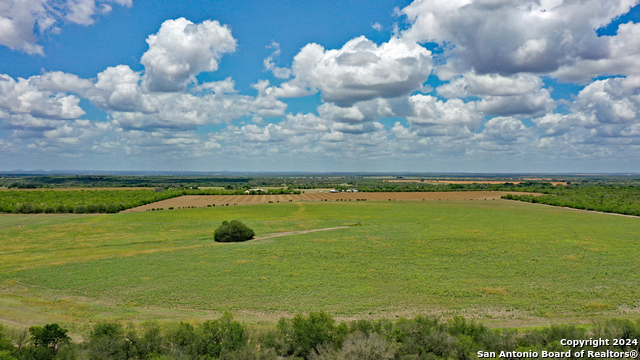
[[244, 188, 266, 194]]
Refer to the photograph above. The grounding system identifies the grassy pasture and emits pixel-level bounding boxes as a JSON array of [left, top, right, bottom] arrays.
[[0, 200, 639, 330]]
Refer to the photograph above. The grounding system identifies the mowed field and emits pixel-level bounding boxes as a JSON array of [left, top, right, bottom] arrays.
[[124, 191, 532, 212], [1, 199, 639, 331]]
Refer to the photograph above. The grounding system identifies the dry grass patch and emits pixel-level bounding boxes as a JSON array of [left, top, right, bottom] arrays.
[[481, 287, 509, 296], [583, 302, 611, 310], [561, 254, 582, 262]]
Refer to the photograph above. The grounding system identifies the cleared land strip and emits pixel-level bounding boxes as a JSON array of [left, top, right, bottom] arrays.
[[124, 191, 537, 212]]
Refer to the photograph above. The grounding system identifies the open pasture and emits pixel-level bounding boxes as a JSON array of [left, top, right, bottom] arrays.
[[1, 199, 639, 329], [383, 180, 569, 185], [124, 191, 533, 212]]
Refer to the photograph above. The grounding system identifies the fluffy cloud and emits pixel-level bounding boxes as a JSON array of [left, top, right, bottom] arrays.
[[277, 36, 432, 106], [401, 0, 637, 77], [66, 0, 133, 26], [473, 117, 532, 144], [0, 0, 49, 55], [552, 22, 640, 82], [141, 18, 237, 92], [0, 0, 132, 55], [1, 72, 286, 148], [436, 72, 554, 116], [437, 72, 543, 98], [318, 98, 396, 124], [90, 65, 160, 113], [241, 123, 294, 142], [28, 71, 95, 93], [535, 76, 640, 138], [573, 76, 640, 124], [109, 90, 286, 131], [408, 94, 480, 127], [0, 74, 85, 119], [476, 89, 554, 117]]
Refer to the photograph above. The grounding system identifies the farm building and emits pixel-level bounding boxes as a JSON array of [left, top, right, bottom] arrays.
[[244, 188, 266, 194]]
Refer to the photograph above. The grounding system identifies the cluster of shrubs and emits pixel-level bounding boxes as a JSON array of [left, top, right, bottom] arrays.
[[1, 313, 639, 360]]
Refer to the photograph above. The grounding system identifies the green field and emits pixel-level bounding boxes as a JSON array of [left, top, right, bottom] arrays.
[[1, 200, 639, 331]]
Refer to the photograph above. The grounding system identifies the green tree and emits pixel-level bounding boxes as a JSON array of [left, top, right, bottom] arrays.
[[0, 325, 13, 352], [0, 351, 17, 360], [197, 313, 248, 358], [214, 221, 255, 242], [281, 311, 344, 359], [87, 323, 130, 360], [29, 324, 70, 354]]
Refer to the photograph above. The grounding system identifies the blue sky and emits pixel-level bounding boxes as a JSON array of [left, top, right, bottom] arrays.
[[1, 0, 640, 172]]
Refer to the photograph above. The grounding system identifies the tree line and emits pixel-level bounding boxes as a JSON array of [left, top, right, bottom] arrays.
[[503, 185, 640, 216], [353, 181, 559, 193], [0, 188, 301, 214], [1, 313, 639, 360]]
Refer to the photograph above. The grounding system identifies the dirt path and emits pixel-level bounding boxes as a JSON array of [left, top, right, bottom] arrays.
[[0, 317, 28, 328], [253, 226, 349, 240]]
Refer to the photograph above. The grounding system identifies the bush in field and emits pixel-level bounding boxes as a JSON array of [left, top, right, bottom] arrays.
[[0, 351, 17, 360], [275, 311, 347, 359], [128, 322, 164, 360], [197, 313, 248, 358], [0, 326, 13, 352], [214, 221, 254, 242], [312, 332, 395, 360]]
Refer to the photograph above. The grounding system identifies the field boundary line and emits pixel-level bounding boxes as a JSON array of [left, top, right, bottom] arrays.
[[517, 201, 640, 218]]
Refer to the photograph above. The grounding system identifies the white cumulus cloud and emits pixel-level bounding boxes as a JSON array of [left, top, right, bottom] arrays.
[[401, 0, 637, 76], [277, 36, 432, 106], [0, 74, 85, 119], [437, 72, 543, 98], [141, 18, 237, 92], [0, 0, 132, 55]]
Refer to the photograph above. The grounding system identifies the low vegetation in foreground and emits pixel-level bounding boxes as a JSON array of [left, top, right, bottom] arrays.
[[1, 313, 639, 360]]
